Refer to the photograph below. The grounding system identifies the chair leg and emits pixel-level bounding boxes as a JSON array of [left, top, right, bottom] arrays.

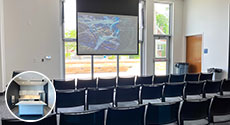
[[209, 115, 214, 123], [162, 96, 165, 102], [179, 120, 184, 125]]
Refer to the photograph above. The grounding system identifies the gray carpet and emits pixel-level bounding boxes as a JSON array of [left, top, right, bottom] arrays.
[[0, 94, 14, 125], [0, 95, 230, 125]]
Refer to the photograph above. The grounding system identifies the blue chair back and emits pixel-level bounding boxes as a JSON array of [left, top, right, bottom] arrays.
[[185, 73, 199, 81], [136, 76, 153, 85], [153, 75, 169, 84], [53, 79, 75, 90], [184, 81, 204, 99], [60, 109, 105, 125], [106, 105, 145, 125], [169, 74, 185, 83], [77, 79, 97, 89], [56, 90, 85, 112], [222, 79, 230, 93], [117, 76, 135, 86], [146, 101, 180, 125], [141, 84, 163, 103], [115, 86, 140, 106], [203, 80, 221, 97], [163, 82, 185, 98], [210, 96, 230, 117], [180, 98, 211, 124], [87, 88, 114, 109], [98, 77, 116, 88], [199, 73, 213, 81]]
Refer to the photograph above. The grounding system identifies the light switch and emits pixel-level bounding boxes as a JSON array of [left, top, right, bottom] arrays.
[[204, 48, 208, 54]]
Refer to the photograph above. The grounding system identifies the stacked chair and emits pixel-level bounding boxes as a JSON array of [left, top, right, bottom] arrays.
[[77, 78, 97, 89], [53, 79, 75, 91], [115, 85, 140, 107], [56, 89, 85, 113], [180, 98, 212, 125], [140, 84, 163, 104], [221, 79, 230, 95], [169, 74, 185, 83], [106, 105, 145, 125], [136, 76, 153, 85], [97, 77, 116, 88], [87, 88, 114, 110], [185, 73, 199, 81], [60, 109, 105, 125], [153, 75, 169, 84], [146, 101, 180, 124], [163, 82, 185, 102], [183, 81, 204, 99], [210, 96, 230, 123]]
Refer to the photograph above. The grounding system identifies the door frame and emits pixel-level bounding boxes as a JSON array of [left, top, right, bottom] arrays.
[[185, 33, 204, 73]]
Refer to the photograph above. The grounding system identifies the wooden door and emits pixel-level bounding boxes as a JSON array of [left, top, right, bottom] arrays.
[[186, 35, 202, 73]]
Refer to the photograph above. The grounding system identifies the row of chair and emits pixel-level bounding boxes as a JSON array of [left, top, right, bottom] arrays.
[[54, 73, 213, 90], [56, 79, 230, 112], [2, 96, 230, 125]]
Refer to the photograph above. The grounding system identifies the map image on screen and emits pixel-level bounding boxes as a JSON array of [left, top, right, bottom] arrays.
[[77, 12, 138, 55]]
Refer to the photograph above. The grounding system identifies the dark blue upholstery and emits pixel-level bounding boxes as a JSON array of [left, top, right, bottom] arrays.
[[117, 76, 135, 86], [210, 96, 230, 122], [60, 109, 105, 125], [77, 79, 97, 89], [163, 82, 185, 100], [146, 101, 180, 125], [185, 73, 199, 81], [115, 86, 140, 106], [2, 114, 56, 125], [141, 84, 163, 103], [106, 105, 145, 125], [87, 88, 114, 109], [199, 73, 213, 81], [136, 76, 153, 85], [153, 75, 169, 84], [56, 90, 85, 112], [180, 98, 211, 125], [98, 77, 116, 88], [221, 79, 230, 95], [203, 80, 221, 97], [184, 81, 204, 99], [169, 74, 185, 83], [53, 79, 75, 90]]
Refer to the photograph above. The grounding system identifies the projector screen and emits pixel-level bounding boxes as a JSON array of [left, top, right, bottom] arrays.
[[77, 12, 138, 55]]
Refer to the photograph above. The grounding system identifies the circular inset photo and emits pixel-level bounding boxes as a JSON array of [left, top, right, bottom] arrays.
[[5, 71, 56, 122]]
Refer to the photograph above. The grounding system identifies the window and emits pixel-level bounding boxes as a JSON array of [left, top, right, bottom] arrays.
[[119, 43, 141, 76], [63, 0, 142, 79], [93, 55, 117, 78], [153, 2, 172, 75], [154, 3, 170, 35]]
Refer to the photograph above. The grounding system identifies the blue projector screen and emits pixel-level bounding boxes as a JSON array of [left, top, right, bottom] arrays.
[[77, 12, 138, 55]]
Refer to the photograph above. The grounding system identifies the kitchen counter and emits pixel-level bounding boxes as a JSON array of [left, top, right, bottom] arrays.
[[16, 101, 46, 116]]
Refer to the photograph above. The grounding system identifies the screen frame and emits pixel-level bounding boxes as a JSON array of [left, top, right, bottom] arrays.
[[76, 12, 139, 55]]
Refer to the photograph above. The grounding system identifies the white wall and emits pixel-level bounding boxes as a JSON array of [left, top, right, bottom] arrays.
[[143, 0, 184, 75], [183, 0, 230, 78], [0, 0, 5, 92], [170, 0, 184, 72], [2, 0, 64, 91]]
